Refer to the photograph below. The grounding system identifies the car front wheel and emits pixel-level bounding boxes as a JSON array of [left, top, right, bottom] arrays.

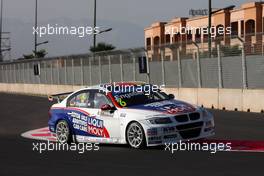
[[126, 122, 146, 149], [56, 120, 72, 144]]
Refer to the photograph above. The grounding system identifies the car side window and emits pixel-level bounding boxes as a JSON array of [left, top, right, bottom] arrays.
[[68, 92, 91, 108], [93, 93, 113, 109]]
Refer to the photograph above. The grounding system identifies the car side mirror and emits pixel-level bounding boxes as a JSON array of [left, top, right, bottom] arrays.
[[101, 104, 113, 111], [168, 94, 175, 99]]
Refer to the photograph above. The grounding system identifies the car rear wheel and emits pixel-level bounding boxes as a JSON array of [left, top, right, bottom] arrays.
[[56, 120, 72, 144], [126, 122, 146, 149]]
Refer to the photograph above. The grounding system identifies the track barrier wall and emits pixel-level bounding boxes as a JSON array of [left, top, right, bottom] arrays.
[[0, 83, 263, 113]]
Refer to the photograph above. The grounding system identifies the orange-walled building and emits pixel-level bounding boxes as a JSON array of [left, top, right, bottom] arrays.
[[145, 2, 264, 60]]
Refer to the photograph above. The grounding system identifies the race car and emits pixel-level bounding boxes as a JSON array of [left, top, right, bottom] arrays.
[[48, 82, 215, 148]]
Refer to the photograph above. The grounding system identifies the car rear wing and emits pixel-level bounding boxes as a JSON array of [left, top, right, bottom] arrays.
[[48, 92, 73, 103]]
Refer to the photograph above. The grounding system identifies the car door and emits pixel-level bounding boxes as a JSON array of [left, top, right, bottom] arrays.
[[89, 91, 121, 142], [66, 90, 95, 139]]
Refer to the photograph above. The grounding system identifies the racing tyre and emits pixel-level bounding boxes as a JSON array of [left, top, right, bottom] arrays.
[[56, 120, 72, 144], [126, 122, 146, 149]]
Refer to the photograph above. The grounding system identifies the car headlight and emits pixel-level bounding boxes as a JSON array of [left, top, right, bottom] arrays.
[[201, 108, 211, 118], [147, 117, 172, 124]]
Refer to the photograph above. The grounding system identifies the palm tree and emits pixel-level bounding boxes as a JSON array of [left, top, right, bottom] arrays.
[[23, 49, 48, 60], [90, 42, 115, 53], [33, 49, 48, 58]]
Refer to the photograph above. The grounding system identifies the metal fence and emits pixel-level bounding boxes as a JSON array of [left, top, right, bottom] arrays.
[[0, 33, 264, 89]]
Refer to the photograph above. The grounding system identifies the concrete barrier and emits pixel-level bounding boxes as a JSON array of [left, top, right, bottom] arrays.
[[218, 89, 243, 111], [0, 83, 264, 113], [178, 88, 198, 105], [197, 88, 219, 109], [0, 83, 84, 96], [243, 89, 264, 113]]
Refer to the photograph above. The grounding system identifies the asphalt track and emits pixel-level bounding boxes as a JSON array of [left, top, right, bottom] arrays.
[[0, 93, 264, 176]]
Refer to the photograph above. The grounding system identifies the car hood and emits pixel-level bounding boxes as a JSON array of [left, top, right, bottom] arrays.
[[124, 99, 197, 116]]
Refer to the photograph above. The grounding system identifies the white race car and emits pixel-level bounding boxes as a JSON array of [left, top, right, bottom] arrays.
[[48, 82, 215, 148]]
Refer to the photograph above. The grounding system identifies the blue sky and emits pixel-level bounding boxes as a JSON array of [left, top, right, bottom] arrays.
[[2, 0, 253, 59]]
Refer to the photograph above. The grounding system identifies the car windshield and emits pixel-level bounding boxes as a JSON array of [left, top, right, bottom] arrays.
[[112, 89, 170, 107]]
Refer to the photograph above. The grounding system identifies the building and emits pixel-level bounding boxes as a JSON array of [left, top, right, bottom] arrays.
[[144, 1, 264, 60]]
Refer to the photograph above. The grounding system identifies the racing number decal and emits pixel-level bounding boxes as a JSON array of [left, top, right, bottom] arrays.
[[117, 98, 127, 107]]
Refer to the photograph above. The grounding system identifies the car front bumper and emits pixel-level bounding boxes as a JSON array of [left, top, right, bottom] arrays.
[[144, 119, 215, 146]]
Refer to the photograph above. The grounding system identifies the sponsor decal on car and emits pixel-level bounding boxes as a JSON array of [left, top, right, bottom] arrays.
[[67, 110, 110, 138], [130, 100, 196, 114]]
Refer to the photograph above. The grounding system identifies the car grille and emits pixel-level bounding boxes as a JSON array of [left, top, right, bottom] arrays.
[[174, 112, 201, 123], [174, 114, 189, 122], [176, 122, 203, 139], [189, 112, 200, 121]]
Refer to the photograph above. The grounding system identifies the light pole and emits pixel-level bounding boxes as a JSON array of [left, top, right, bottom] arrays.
[[92, 0, 112, 53], [93, 0, 97, 50], [1, 47, 10, 52], [208, 0, 235, 58], [0, 0, 3, 61], [208, 0, 212, 58], [34, 0, 48, 57], [34, 0, 38, 55]]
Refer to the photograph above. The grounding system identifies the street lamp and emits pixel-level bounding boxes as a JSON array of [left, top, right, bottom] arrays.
[[0, 0, 3, 61], [92, 0, 112, 53], [0, 47, 11, 61], [34, 0, 48, 57], [208, 0, 212, 58], [1, 47, 10, 52], [34, 0, 38, 55], [99, 28, 112, 34], [36, 41, 49, 47], [93, 0, 97, 51], [208, 0, 235, 58]]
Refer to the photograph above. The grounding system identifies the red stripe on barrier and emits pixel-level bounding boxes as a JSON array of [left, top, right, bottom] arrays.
[[198, 139, 264, 152]]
